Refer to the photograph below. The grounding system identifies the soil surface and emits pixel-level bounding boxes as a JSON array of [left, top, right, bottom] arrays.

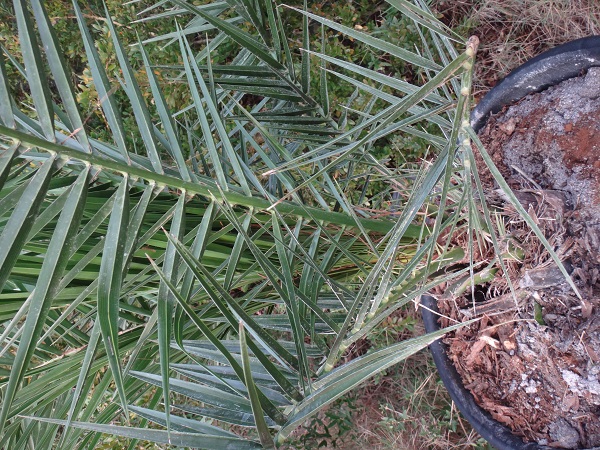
[[438, 67, 600, 448]]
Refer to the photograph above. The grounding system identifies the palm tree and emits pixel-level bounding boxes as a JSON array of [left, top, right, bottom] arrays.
[[0, 0, 479, 448]]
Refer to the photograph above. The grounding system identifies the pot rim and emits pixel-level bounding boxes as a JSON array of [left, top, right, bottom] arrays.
[[471, 35, 600, 132], [423, 35, 600, 450]]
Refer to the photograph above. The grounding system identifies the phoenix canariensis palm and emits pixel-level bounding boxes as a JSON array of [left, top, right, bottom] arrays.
[[0, 0, 485, 448]]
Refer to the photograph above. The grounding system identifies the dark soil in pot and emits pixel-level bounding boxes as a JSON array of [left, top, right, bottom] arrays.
[[436, 67, 600, 449]]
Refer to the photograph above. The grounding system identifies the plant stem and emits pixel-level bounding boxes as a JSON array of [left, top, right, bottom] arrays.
[[0, 125, 421, 236]]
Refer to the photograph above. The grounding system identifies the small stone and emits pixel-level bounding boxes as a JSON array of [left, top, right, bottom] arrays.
[[548, 418, 580, 448], [580, 67, 600, 99], [525, 384, 538, 394], [562, 369, 581, 392], [499, 117, 517, 135], [523, 378, 538, 394]]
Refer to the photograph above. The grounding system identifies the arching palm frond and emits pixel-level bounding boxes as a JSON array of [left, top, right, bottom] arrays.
[[0, 0, 476, 448]]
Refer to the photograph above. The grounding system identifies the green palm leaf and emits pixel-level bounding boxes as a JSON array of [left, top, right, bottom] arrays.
[[0, 0, 488, 447]]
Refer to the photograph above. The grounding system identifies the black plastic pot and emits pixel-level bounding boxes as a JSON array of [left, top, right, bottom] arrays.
[[421, 36, 600, 450]]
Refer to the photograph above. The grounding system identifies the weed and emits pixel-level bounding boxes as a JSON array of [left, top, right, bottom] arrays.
[[282, 395, 359, 449]]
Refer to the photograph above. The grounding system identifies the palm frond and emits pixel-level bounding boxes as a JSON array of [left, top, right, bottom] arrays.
[[0, 0, 480, 447]]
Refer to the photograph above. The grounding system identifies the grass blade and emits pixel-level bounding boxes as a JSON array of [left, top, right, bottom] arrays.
[[30, 0, 91, 152], [175, 404, 275, 428], [177, 30, 228, 190], [140, 17, 241, 45], [59, 319, 102, 447], [301, 0, 310, 93], [0, 156, 57, 290], [267, 50, 466, 175], [277, 322, 471, 442], [306, 50, 447, 104], [150, 256, 289, 424], [223, 212, 252, 290], [139, 40, 192, 182], [0, 48, 15, 128], [467, 126, 581, 297], [171, 0, 286, 72], [129, 405, 237, 436], [131, 371, 254, 414], [287, 5, 441, 70], [270, 213, 310, 390], [319, 25, 329, 113], [157, 193, 186, 434], [72, 0, 128, 159], [174, 202, 216, 347], [263, 0, 281, 60], [275, 3, 295, 78], [22, 417, 262, 450], [0, 142, 18, 192], [13, 0, 54, 140], [180, 34, 252, 195], [235, 0, 270, 45], [165, 233, 302, 402], [385, 0, 464, 42], [166, 231, 298, 370], [104, 8, 163, 173]]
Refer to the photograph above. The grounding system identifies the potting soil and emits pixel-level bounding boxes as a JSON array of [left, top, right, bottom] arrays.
[[439, 67, 600, 448]]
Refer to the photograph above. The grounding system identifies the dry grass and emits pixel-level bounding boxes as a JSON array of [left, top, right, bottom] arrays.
[[285, 308, 490, 450], [433, 0, 600, 96], [349, 352, 485, 449]]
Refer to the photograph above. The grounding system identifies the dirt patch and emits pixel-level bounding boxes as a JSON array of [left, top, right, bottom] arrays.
[[439, 68, 600, 448]]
